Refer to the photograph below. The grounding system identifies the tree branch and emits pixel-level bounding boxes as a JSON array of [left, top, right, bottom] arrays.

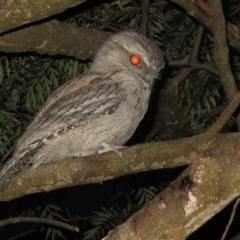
[[6, 229, 38, 240], [201, 103, 228, 118], [0, 0, 86, 34], [220, 198, 240, 240], [0, 217, 79, 232], [103, 133, 240, 239], [203, 92, 240, 140], [170, 0, 240, 52], [0, 132, 239, 202], [207, 0, 240, 129], [141, 0, 150, 35], [146, 25, 205, 141], [0, 20, 111, 60], [173, 25, 205, 86]]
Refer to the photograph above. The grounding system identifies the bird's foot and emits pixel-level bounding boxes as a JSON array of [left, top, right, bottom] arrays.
[[99, 143, 125, 157]]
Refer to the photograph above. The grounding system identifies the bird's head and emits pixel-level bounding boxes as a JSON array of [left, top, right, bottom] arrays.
[[91, 31, 165, 89]]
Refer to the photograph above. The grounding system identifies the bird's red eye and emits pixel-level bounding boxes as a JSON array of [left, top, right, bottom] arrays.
[[129, 55, 141, 66]]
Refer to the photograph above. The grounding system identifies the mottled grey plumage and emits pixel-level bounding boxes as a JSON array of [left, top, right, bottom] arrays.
[[0, 31, 164, 191]]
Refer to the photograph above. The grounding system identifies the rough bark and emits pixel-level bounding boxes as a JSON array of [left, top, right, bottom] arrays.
[[0, 20, 111, 60], [104, 133, 240, 240], [0, 0, 86, 34]]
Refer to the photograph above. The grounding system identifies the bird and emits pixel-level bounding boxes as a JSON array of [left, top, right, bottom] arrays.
[[0, 31, 165, 191]]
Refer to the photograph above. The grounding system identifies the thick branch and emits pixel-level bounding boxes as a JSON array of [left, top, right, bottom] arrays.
[[104, 91, 240, 239], [0, 20, 111, 60], [0, 132, 239, 202], [0, 0, 86, 34], [104, 133, 240, 239]]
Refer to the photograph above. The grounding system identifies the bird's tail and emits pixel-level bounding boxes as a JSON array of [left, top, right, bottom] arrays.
[[0, 140, 44, 192]]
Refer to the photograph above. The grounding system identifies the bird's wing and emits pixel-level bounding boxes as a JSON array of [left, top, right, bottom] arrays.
[[18, 72, 126, 147], [0, 72, 126, 191]]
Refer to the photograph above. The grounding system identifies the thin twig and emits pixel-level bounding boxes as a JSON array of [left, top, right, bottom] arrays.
[[168, 61, 191, 67], [228, 3, 240, 17], [145, 26, 205, 141], [141, 0, 150, 35], [220, 198, 240, 240], [173, 25, 205, 86], [168, 61, 218, 75], [201, 103, 228, 118], [184, 92, 200, 116], [0, 217, 79, 232], [193, 62, 219, 76], [6, 229, 38, 240], [189, 25, 204, 62]]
